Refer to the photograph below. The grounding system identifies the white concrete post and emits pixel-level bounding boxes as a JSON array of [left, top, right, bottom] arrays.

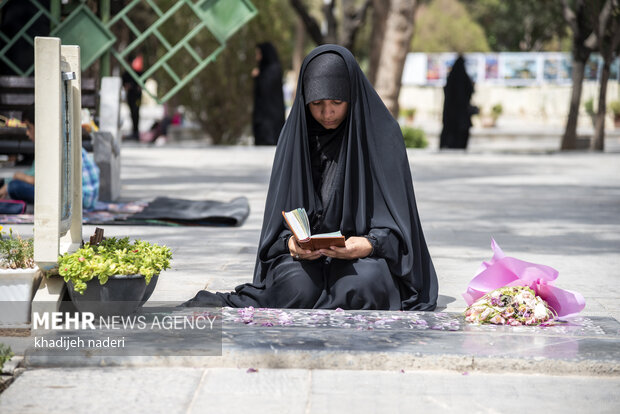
[[60, 44, 83, 252], [33, 37, 63, 270], [32, 37, 84, 315], [97, 76, 122, 201], [33, 37, 82, 270]]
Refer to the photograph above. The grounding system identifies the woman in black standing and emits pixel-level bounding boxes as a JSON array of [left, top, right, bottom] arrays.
[[252, 42, 286, 146], [440, 55, 474, 149], [185, 44, 438, 311]]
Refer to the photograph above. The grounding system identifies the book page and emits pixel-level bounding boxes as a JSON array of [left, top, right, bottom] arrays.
[[284, 209, 309, 240], [299, 208, 310, 234], [311, 231, 343, 239]]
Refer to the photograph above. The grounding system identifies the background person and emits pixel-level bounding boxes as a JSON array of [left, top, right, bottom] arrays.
[[122, 54, 144, 141], [252, 42, 286, 146], [439, 55, 474, 149], [0, 109, 100, 210]]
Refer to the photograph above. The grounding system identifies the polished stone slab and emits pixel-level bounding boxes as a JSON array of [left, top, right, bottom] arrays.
[[23, 308, 620, 375]]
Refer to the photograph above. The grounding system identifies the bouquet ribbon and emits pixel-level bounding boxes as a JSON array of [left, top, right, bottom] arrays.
[[463, 239, 585, 317]]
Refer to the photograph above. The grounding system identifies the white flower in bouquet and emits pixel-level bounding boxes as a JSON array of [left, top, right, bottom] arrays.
[[534, 302, 548, 320], [464, 286, 557, 325]]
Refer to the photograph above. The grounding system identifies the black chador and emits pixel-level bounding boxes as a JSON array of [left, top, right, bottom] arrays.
[[252, 42, 285, 146], [440, 56, 474, 149], [185, 45, 438, 311]]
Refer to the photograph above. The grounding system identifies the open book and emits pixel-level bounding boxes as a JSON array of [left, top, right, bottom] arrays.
[[282, 208, 345, 250]]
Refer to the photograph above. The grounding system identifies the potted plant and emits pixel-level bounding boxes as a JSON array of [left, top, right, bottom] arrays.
[[58, 236, 172, 315], [608, 100, 620, 129], [584, 97, 596, 128], [481, 103, 503, 127], [0, 226, 42, 324], [401, 126, 428, 148], [399, 107, 416, 125]]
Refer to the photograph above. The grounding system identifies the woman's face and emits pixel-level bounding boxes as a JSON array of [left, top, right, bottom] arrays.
[[308, 99, 348, 129]]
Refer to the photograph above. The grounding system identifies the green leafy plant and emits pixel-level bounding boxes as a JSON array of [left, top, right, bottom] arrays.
[[0, 343, 13, 370], [58, 237, 172, 295], [401, 126, 428, 148], [399, 107, 416, 119], [490, 103, 503, 119], [584, 97, 595, 116], [0, 226, 35, 269], [608, 100, 620, 117]]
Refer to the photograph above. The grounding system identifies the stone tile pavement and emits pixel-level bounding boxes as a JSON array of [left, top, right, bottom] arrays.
[[1, 137, 620, 412]]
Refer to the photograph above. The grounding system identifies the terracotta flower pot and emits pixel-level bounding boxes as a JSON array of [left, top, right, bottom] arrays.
[[481, 115, 497, 128]]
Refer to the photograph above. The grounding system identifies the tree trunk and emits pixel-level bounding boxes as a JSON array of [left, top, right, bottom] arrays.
[[293, 17, 306, 84], [341, 0, 372, 51], [561, 58, 586, 150], [322, 0, 338, 44], [368, 0, 389, 85], [592, 61, 610, 151], [371, 0, 417, 117], [289, 0, 324, 45]]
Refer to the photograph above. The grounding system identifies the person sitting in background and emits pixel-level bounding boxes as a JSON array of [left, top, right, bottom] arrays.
[[0, 108, 100, 210]]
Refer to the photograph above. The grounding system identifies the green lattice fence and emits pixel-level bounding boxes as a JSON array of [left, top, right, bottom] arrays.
[[0, 0, 61, 76], [0, 0, 257, 103]]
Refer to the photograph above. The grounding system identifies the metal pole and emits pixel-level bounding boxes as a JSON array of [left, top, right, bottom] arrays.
[[100, 0, 111, 76], [50, 0, 61, 30]]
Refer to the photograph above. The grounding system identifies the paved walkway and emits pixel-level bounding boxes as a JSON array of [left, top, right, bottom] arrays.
[[1, 138, 620, 412]]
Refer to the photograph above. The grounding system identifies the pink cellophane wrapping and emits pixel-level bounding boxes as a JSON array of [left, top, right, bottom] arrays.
[[463, 239, 586, 317]]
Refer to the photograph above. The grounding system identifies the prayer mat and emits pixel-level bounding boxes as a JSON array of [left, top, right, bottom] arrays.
[[0, 196, 250, 227]]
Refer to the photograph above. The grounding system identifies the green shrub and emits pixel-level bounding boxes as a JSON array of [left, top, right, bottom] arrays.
[[584, 98, 595, 116], [491, 103, 503, 118], [399, 107, 416, 119], [0, 227, 34, 269], [0, 343, 13, 370], [401, 126, 428, 148], [608, 100, 620, 116]]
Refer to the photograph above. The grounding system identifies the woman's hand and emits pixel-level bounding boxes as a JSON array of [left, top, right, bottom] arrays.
[[319, 236, 372, 260], [288, 236, 322, 261]]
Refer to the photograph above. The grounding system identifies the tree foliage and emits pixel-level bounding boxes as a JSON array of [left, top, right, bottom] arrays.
[[411, 0, 490, 53], [156, 0, 296, 144], [463, 0, 569, 51]]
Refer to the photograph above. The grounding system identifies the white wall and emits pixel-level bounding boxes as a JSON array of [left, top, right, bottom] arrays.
[[400, 81, 620, 129]]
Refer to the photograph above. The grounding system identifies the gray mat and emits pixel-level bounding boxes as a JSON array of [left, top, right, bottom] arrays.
[[130, 196, 250, 226]]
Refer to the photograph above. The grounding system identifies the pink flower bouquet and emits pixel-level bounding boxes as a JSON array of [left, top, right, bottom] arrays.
[[465, 286, 556, 325], [463, 239, 585, 324]]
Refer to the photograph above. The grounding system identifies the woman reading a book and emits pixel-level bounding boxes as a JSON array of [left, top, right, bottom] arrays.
[[185, 44, 438, 310]]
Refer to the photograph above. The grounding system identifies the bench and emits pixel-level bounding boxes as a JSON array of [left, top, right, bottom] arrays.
[[0, 75, 98, 156]]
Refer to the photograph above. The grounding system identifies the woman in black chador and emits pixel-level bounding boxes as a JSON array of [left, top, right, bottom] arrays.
[[252, 42, 286, 145], [439, 56, 474, 149], [185, 45, 438, 310]]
